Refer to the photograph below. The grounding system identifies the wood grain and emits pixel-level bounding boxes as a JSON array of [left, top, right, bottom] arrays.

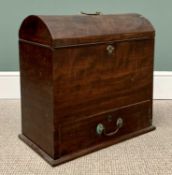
[[19, 14, 155, 47], [19, 13, 155, 165], [53, 39, 154, 124], [59, 101, 152, 156], [19, 42, 55, 157]]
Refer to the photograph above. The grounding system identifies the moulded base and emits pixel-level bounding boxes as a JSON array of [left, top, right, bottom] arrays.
[[19, 125, 156, 167]]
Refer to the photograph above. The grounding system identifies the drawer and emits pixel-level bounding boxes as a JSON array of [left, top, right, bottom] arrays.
[[59, 101, 152, 156]]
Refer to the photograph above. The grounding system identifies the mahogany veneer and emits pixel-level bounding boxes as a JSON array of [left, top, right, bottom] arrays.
[[19, 13, 155, 166]]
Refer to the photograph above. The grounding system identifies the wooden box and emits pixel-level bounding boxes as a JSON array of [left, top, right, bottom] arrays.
[[18, 13, 155, 166]]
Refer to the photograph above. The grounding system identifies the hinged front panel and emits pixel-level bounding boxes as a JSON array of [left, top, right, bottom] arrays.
[[53, 39, 154, 124]]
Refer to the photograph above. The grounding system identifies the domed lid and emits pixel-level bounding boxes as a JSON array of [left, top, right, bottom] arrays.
[[19, 13, 155, 48]]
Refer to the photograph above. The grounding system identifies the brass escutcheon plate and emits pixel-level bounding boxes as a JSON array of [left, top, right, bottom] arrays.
[[106, 45, 115, 55]]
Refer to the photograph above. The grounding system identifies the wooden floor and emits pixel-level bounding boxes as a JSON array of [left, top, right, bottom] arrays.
[[0, 100, 171, 174]]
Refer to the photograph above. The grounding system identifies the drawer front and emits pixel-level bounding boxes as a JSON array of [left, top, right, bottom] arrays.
[[59, 101, 152, 156], [54, 39, 154, 123]]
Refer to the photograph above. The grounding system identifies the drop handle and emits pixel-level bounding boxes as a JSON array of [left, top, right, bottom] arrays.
[[96, 118, 123, 136]]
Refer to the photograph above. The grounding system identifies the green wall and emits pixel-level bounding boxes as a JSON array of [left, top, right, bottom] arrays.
[[0, 0, 171, 71]]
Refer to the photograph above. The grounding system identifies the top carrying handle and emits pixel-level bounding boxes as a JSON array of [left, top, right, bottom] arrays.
[[80, 11, 102, 15]]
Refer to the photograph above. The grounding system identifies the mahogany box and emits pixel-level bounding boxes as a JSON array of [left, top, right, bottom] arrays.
[[18, 13, 155, 166]]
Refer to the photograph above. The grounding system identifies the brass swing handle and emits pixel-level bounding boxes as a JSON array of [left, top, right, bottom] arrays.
[[81, 11, 102, 15], [96, 118, 123, 136]]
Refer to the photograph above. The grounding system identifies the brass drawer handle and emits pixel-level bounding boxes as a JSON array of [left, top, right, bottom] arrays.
[[96, 118, 123, 136]]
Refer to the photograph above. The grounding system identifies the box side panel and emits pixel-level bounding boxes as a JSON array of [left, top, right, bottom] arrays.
[[19, 42, 55, 157]]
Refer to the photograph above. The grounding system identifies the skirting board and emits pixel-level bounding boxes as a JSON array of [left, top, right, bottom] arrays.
[[0, 71, 172, 99]]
